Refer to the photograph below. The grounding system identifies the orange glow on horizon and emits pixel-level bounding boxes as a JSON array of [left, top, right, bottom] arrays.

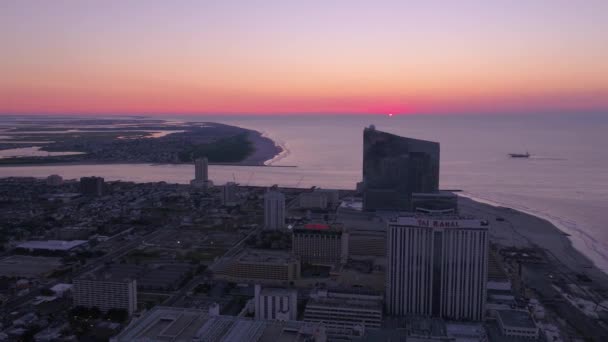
[[1, 1, 607, 115]]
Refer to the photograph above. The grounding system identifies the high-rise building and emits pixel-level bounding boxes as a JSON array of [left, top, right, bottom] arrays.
[[254, 284, 298, 321], [221, 182, 238, 206], [264, 189, 285, 230], [194, 157, 208, 181], [80, 176, 105, 196], [191, 157, 213, 188], [386, 216, 488, 321], [292, 224, 348, 265], [361, 126, 440, 211], [73, 268, 137, 315]]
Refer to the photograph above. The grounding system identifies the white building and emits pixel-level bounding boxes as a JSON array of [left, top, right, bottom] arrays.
[[386, 216, 489, 321], [73, 270, 137, 315], [264, 189, 285, 230], [195, 157, 208, 181], [254, 284, 298, 321], [304, 289, 383, 331]]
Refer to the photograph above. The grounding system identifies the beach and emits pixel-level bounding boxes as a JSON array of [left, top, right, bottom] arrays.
[[238, 130, 284, 166], [0, 123, 284, 167], [459, 196, 608, 289]]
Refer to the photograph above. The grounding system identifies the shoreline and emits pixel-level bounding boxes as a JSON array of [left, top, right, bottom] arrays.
[[0, 124, 285, 168], [459, 194, 608, 287], [0, 161, 296, 168]]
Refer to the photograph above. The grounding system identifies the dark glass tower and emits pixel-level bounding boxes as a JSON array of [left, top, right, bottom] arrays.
[[362, 126, 440, 211]]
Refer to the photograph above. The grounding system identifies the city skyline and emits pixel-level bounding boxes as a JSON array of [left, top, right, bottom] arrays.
[[1, 1, 607, 115]]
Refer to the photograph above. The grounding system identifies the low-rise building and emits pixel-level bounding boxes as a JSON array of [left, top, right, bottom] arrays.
[[298, 192, 328, 209], [110, 306, 327, 342], [255, 284, 298, 321], [495, 309, 539, 340], [16, 240, 88, 253], [411, 192, 459, 214], [304, 288, 383, 332], [45, 174, 63, 186]]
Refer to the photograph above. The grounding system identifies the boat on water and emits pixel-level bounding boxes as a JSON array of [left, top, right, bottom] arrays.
[[509, 152, 530, 158]]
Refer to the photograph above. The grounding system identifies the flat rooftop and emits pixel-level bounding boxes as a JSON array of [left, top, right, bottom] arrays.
[[260, 287, 297, 297], [236, 249, 299, 264], [497, 310, 537, 329], [110, 306, 325, 342], [389, 216, 486, 229], [17, 240, 88, 251], [306, 297, 383, 312]]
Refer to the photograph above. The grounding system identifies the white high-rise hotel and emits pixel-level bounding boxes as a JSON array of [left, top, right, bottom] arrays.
[[264, 189, 285, 230], [386, 216, 488, 321]]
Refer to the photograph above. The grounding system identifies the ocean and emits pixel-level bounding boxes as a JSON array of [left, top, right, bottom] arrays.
[[1, 114, 607, 272]]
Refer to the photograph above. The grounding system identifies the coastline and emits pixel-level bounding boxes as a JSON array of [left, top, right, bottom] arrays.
[[0, 124, 285, 168], [459, 195, 608, 287], [238, 129, 284, 166]]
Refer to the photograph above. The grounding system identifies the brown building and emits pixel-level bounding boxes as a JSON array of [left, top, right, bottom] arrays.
[[292, 224, 348, 265]]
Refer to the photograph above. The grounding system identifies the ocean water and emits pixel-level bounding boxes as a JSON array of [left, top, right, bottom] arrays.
[[1, 114, 607, 271]]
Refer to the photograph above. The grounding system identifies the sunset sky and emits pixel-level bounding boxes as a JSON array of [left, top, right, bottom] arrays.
[[1, 0, 607, 115]]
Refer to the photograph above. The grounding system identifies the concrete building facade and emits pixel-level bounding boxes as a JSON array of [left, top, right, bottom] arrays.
[[304, 288, 383, 331], [496, 309, 539, 339], [292, 225, 348, 265], [215, 249, 300, 284], [386, 216, 488, 321], [80, 176, 104, 196], [222, 181, 238, 206], [264, 189, 285, 230], [254, 284, 298, 321], [73, 271, 137, 315]]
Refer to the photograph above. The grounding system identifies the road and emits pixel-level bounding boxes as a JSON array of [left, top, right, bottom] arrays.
[[163, 227, 259, 306], [1, 228, 169, 313]]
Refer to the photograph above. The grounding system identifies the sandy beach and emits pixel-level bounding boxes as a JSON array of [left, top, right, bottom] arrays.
[[0, 127, 284, 168], [238, 130, 283, 166], [459, 196, 608, 287]]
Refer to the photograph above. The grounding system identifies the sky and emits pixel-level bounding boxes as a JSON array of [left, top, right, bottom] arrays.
[[1, 0, 607, 115]]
